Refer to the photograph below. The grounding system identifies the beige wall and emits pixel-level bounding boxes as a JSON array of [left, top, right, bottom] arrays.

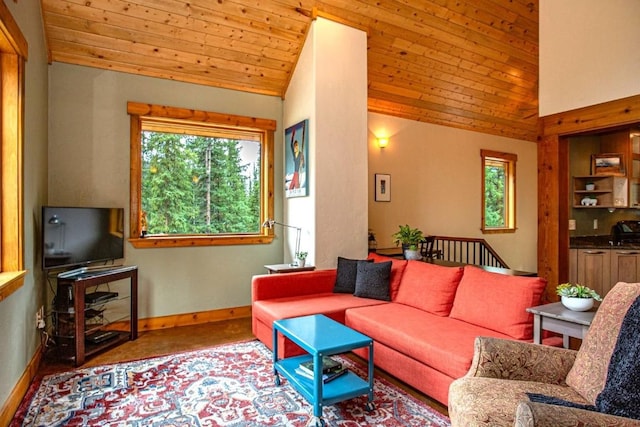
[[540, 0, 640, 116], [284, 18, 368, 269], [368, 112, 539, 272], [48, 63, 283, 319], [0, 0, 49, 413]]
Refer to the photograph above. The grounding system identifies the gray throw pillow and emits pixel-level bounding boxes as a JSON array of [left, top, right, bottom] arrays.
[[354, 260, 392, 301], [333, 257, 372, 293]]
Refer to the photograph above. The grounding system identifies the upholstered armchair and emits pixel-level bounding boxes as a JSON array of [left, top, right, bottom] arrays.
[[448, 282, 640, 427]]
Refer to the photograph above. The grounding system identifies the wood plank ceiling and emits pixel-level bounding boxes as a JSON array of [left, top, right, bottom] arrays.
[[40, 0, 539, 142]]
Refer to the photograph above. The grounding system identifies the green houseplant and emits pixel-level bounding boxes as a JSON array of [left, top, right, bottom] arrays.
[[392, 224, 424, 260], [295, 251, 308, 267], [556, 283, 602, 311]]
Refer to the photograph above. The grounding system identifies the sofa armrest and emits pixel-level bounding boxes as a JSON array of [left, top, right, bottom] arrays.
[[466, 336, 577, 384], [515, 401, 640, 427], [251, 269, 337, 302]]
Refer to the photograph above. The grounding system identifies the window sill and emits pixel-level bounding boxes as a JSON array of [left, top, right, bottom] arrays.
[[129, 235, 274, 248], [482, 228, 516, 234], [0, 270, 27, 302]]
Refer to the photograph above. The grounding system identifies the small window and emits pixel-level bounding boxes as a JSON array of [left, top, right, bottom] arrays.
[[481, 149, 517, 234], [128, 102, 275, 248]]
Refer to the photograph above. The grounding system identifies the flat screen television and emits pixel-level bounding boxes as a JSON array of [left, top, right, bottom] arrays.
[[42, 206, 125, 271]]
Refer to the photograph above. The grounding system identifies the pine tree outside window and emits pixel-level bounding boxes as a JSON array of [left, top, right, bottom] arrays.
[[128, 102, 275, 248], [481, 149, 517, 234]]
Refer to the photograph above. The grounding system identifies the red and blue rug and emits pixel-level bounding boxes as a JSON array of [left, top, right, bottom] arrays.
[[13, 340, 450, 426]]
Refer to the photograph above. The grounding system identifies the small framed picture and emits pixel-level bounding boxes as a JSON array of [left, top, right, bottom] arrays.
[[592, 153, 625, 176], [375, 174, 391, 202]]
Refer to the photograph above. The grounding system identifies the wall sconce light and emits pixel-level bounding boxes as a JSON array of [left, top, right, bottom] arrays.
[[376, 137, 389, 148]]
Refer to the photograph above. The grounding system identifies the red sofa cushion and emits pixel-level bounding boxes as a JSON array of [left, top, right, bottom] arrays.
[[449, 265, 546, 340], [367, 253, 408, 300], [253, 293, 387, 327], [395, 260, 464, 316], [345, 303, 515, 379]]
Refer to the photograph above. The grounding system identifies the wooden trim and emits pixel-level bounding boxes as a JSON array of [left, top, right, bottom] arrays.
[[0, 4, 25, 290], [128, 102, 276, 248], [126, 102, 277, 131], [0, 0, 27, 57], [0, 344, 42, 426], [129, 235, 273, 249], [138, 305, 252, 331], [480, 149, 517, 233], [0, 270, 26, 302], [537, 98, 638, 301], [541, 94, 640, 137]]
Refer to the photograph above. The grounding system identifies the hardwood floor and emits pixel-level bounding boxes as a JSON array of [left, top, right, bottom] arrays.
[[37, 317, 448, 416]]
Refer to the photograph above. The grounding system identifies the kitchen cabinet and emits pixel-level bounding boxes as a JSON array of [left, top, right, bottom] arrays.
[[573, 176, 627, 208], [611, 249, 640, 284], [576, 249, 611, 299], [600, 129, 640, 207], [569, 248, 640, 299]]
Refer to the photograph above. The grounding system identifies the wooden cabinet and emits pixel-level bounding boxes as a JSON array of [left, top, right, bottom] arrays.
[[611, 249, 640, 284], [600, 128, 640, 207], [573, 175, 628, 208], [569, 248, 640, 299], [576, 249, 611, 299]]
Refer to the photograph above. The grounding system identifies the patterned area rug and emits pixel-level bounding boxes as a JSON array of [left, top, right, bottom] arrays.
[[13, 340, 450, 426]]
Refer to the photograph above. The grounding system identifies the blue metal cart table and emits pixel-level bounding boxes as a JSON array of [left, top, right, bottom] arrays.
[[272, 314, 375, 427]]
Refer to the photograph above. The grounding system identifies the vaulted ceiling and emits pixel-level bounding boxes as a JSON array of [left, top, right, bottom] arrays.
[[40, 0, 539, 141]]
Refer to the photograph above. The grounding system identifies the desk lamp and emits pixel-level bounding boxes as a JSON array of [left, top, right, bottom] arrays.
[[262, 218, 302, 266]]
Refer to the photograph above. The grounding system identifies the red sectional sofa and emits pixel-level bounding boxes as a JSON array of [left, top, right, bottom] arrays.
[[251, 253, 560, 405]]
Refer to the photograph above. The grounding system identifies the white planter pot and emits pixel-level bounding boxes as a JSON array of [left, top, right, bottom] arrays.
[[296, 258, 306, 267], [404, 249, 422, 260], [561, 296, 594, 311]]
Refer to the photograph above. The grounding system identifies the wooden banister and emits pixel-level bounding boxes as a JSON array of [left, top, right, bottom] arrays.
[[432, 236, 509, 269]]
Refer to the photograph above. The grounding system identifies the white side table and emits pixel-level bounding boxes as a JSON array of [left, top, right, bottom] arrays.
[[526, 302, 596, 348]]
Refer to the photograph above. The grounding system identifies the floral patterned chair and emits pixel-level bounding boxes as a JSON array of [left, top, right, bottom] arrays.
[[448, 282, 640, 427]]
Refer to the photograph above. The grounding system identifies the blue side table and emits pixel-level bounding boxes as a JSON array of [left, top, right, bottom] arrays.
[[272, 314, 375, 427]]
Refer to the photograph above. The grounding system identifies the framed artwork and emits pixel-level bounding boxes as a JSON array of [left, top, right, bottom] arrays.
[[375, 173, 391, 202], [285, 119, 309, 198], [592, 153, 625, 176]]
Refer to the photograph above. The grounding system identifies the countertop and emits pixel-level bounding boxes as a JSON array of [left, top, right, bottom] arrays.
[[570, 235, 640, 250]]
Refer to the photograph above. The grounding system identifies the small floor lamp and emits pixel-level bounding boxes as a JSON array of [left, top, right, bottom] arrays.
[[262, 218, 301, 266]]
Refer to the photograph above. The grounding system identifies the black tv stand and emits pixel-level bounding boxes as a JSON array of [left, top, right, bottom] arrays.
[[52, 265, 138, 366]]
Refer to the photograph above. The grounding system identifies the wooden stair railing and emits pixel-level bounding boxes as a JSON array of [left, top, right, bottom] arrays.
[[432, 236, 509, 269]]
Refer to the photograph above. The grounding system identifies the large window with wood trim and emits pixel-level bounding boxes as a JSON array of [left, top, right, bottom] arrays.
[[481, 149, 517, 234], [128, 102, 275, 248], [0, 3, 27, 301]]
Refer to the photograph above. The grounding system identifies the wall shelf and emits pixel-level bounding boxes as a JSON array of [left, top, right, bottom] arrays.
[[573, 175, 628, 208]]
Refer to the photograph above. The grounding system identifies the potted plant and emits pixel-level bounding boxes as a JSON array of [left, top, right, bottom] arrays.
[[392, 224, 424, 260], [295, 251, 308, 267], [556, 283, 602, 311]]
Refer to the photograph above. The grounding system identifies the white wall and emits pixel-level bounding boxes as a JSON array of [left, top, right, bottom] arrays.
[[48, 63, 283, 319], [540, 0, 640, 116], [0, 0, 49, 414], [284, 18, 368, 268], [368, 112, 539, 272]]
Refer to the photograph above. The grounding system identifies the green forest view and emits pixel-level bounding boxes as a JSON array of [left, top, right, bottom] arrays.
[[141, 131, 261, 235], [484, 161, 506, 228]]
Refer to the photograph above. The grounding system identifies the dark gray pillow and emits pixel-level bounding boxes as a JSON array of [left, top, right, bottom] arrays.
[[333, 257, 372, 293], [354, 260, 392, 301]]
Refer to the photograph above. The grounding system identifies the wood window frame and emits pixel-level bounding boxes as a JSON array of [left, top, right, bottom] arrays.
[[481, 149, 517, 234], [127, 102, 276, 249], [0, 2, 27, 302]]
